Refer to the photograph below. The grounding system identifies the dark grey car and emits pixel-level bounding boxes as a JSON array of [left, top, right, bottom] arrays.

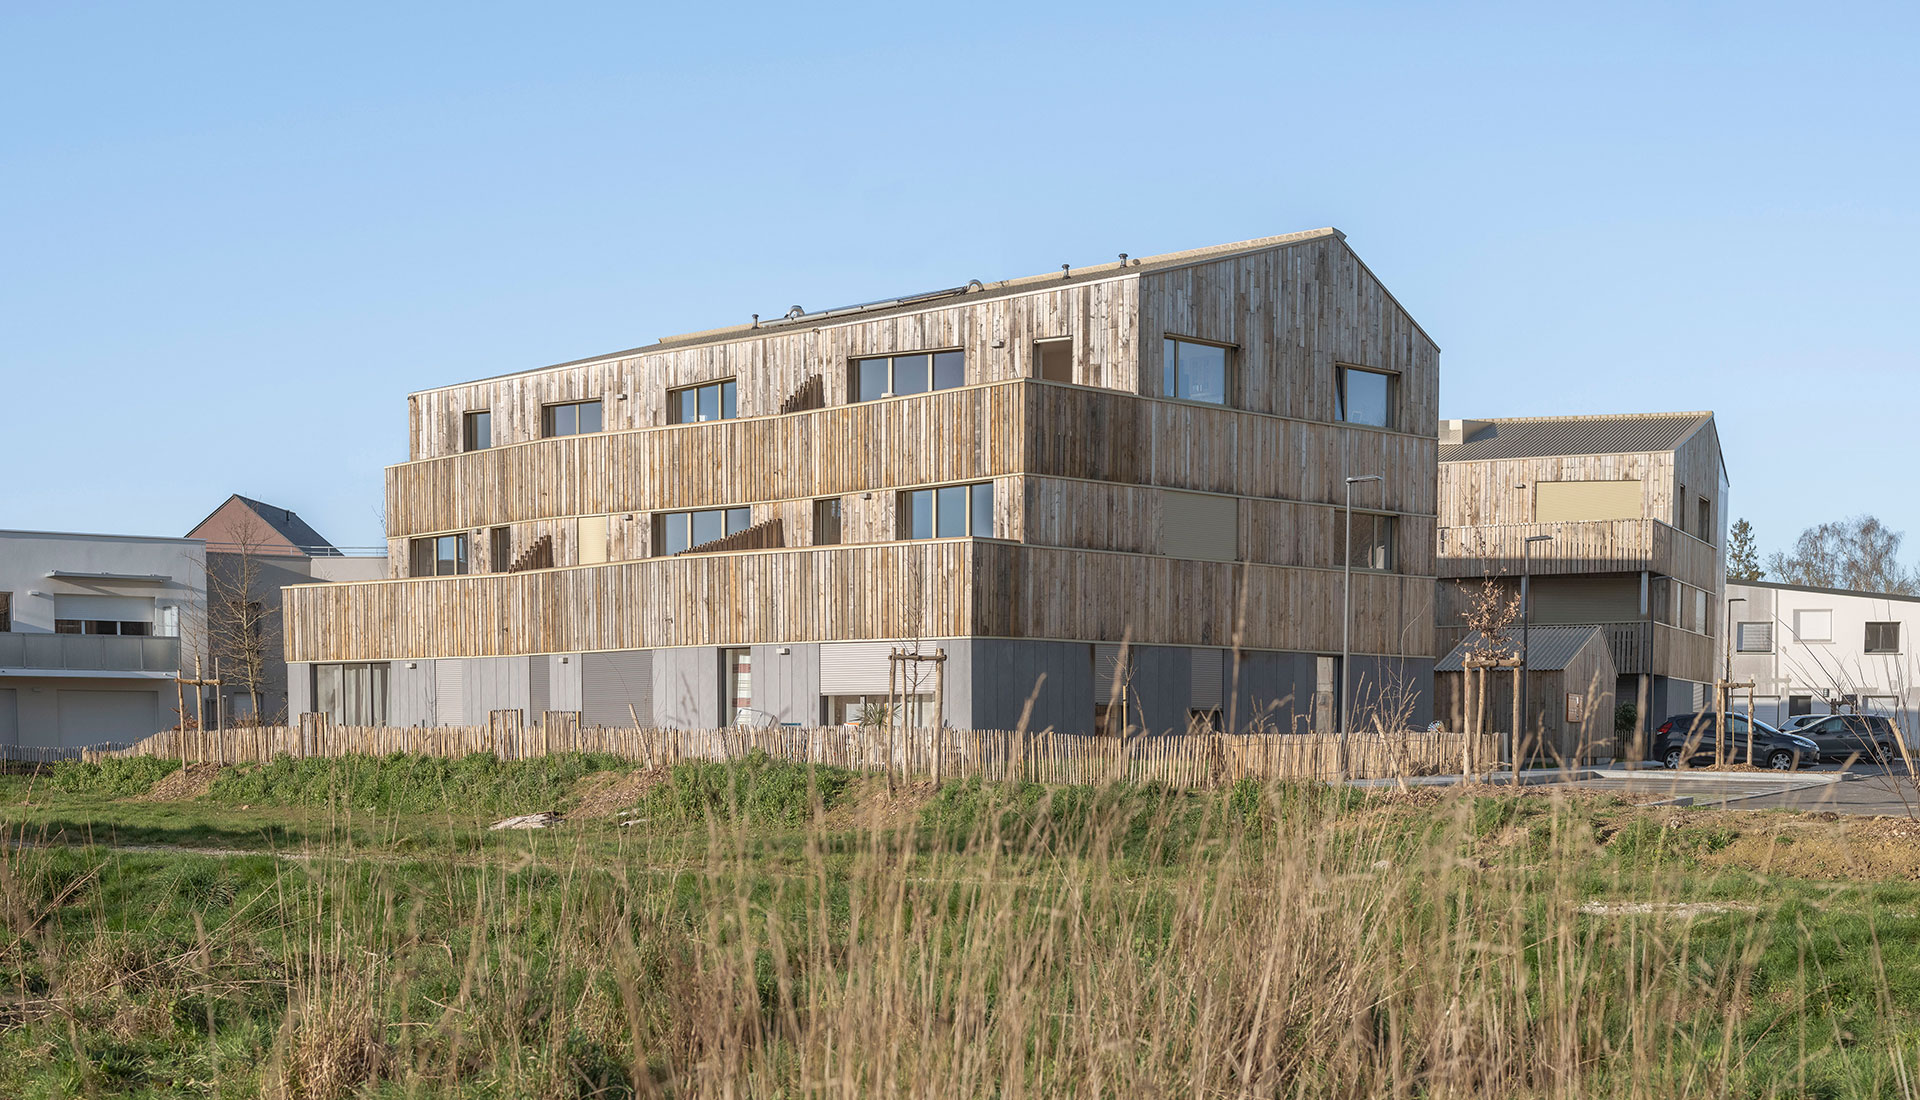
[[1799, 714, 1904, 765], [1652, 712, 1817, 770]]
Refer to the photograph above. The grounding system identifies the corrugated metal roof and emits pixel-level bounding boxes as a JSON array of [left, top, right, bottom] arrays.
[[1440, 412, 1711, 462], [1435, 625, 1606, 672]]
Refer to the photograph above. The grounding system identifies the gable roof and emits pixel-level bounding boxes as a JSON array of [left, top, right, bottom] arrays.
[[1440, 412, 1713, 463], [185, 495, 338, 556], [414, 227, 1365, 393], [1435, 625, 1608, 672]]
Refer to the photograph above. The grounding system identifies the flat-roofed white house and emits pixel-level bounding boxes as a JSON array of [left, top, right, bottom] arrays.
[[0, 529, 206, 751], [1727, 579, 1920, 736]]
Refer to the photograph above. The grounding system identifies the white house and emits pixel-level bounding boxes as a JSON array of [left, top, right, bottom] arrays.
[[0, 529, 207, 752], [1727, 579, 1920, 737]]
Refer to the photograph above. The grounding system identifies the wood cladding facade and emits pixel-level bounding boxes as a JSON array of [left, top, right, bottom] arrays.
[[285, 542, 1430, 664], [290, 231, 1442, 671]]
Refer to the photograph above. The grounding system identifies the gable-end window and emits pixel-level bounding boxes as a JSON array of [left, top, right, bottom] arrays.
[[1866, 621, 1901, 654], [1697, 496, 1713, 541], [669, 379, 737, 424], [1736, 621, 1773, 653], [489, 526, 512, 573], [1340, 512, 1397, 572], [1336, 365, 1396, 428], [0, 592, 9, 632], [1794, 608, 1833, 643], [851, 351, 965, 402], [463, 410, 491, 451], [813, 498, 842, 546], [1162, 337, 1230, 405], [409, 534, 469, 577], [901, 482, 994, 540], [655, 508, 751, 556], [541, 399, 603, 438]]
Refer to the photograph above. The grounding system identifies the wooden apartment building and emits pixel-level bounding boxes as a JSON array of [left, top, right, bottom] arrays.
[[1435, 412, 1727, 752], [282, 228, 1440, 734]]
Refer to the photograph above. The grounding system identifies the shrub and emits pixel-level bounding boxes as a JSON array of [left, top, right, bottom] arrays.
[[636, 753, 854, 827], [205, 752, 628, 816], [41, 757, 180, 797]]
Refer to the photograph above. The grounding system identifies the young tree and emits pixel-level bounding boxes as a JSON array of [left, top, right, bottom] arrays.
[[1767, 515, 1918, 595], [1726, 518, 1764, 581], [206, 515, 282, 723]]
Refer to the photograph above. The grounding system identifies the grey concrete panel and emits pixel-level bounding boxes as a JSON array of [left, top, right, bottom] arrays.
[[1227, 651, 1308, 734], [0, 688, 14, 746], [465, 656, 532, 722], [55, 688, 162, 746], [388, 660, 436, 727], [287, 662, 312, 719], [941, 639, 975, 730], [547, 655, 583, 715], [969, 639, 1095, 734], [656, 647, 720, 728], [748, 643, 820, 725], [1346, 656, 1436, 730], [1127, 646, 1192, 734]]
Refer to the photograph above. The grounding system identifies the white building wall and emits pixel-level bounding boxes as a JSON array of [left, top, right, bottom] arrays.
[[1728, 580, 1920, 738]]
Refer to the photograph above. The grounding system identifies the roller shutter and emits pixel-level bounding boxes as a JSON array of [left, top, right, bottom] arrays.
[[582, 650, 652, 728], [434, 661, 467, 725], [1191, 649, 1224, 709], [1529, 576, 1640, 624], [820, 642, 901, 695]]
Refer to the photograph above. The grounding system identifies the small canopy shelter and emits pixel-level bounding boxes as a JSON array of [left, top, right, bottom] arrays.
[[1436, 625, 1618, 765]]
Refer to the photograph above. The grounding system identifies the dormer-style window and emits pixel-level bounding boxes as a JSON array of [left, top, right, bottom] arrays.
[[852, 351, 964, 402], [542, 399, 603, 438], [1162, 337, 1231, 405], [669, 379, 737, 424]]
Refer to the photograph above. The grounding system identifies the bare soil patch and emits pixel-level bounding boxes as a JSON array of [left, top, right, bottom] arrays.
[[569, 768, 667, 819], [131, 763, 221, 802], [821, 777, 936, 832]]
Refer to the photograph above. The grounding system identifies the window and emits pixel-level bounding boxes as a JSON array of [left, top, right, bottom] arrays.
[[463, 410, 491, 451], [1794, 608, 1834, 643], [669, 379, 737, 424], [1162, 337, 1230, 405], [901, 482, 993, 540], [541, 399, 603, 438], [53, 619, 151, 636], [1036, 338, 1074, 383], [408, 534, 469, 577], [0, 592, 9, 632], [490, 527, 512, 572], [313, 662, 389, 726], [1694, 589, 1708, 635], [1736, 621, 1773, 653], [813, 498, 842, 546], [655, 508, 751, 556], [723, 648, 751, 726], [1336, 365, 1395, 427], [851, 351, 964, 402], [1697, 496, 1713, 541], [1866, 621, 1901, 654], [1342, 513, 1396, 572]]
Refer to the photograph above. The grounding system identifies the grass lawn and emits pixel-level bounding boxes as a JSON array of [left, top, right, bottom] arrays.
[[4, 754, 1920, 1097]]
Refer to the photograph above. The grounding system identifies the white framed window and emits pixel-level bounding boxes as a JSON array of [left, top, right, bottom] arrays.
[[1794, 608, 1834, 643], [901, 482, 993, 539]]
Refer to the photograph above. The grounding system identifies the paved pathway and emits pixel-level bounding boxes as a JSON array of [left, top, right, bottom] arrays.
[[1564, 765, 1920, 815]]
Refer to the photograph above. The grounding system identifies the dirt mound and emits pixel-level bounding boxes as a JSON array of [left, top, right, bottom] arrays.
[[569, 768, 667, 819], [132, 763, 221, 802], [1702, 813, 1920, 881]]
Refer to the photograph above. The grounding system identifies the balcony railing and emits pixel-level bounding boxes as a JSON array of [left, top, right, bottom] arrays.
[[0, 633, 181, 673]]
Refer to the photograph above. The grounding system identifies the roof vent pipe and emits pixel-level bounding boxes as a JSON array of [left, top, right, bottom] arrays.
[[1118, 253, 1128, 266], [751, 314, 760, 327], [785, 305, 805, 320], [1061, 263, 1071, 279]]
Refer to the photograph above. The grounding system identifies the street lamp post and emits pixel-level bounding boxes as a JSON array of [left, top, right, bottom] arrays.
[[1521, 534, 1555, 768], [1340, 474, 1384, 779]]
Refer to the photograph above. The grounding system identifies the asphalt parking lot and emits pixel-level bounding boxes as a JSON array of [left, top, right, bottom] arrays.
[[1565, 764, 1920, 815]]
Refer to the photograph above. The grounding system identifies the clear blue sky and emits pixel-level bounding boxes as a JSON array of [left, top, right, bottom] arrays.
[[4, 2, 1916, 559]]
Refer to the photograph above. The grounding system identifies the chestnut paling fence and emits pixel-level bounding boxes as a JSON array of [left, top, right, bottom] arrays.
[[22, 711, 1500, 786]]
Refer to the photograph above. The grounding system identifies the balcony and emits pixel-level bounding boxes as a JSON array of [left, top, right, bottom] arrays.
[[1437, 519, 1719, 590], [0, 633, 182, 676]]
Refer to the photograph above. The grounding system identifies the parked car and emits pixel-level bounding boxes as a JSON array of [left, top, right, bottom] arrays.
[[1776, 714, 1825, 736], [1797, 714, 1903, 765], [1652, 712, 1816, 770]]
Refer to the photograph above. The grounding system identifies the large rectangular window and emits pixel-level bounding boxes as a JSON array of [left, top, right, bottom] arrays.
[[541, 399, 603, 438], [408, 534, 469, 576], [813, 498, 842, 546], [901, 482, 993, 540], [1162, 337, 1230, 405], [668, 379, 737, 424], [52, 619, 151, 636], [463, 410, 491, 451], [851, 351, 964, 402], [313, 662, 389, 726], [1866, 621, 1901, 654], [1341, 512, 1396, 572], [655, 508, 752, 556], [1736, 621, 1773, 653], [1336, 365, 1396, 427]]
